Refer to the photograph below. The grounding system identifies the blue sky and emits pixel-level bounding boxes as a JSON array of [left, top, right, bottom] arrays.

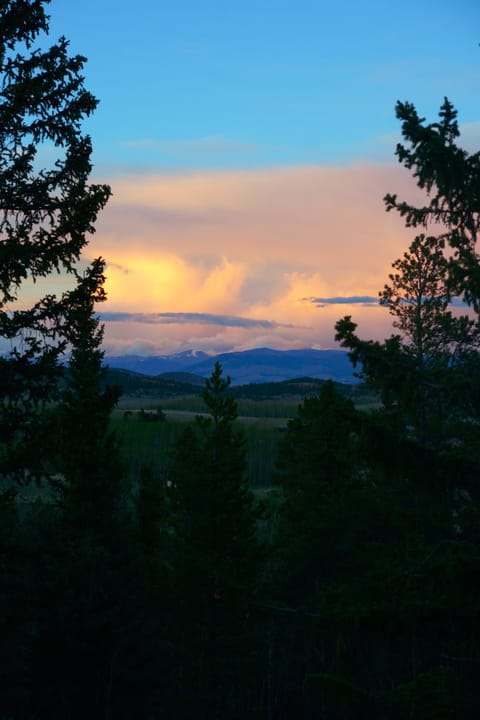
[[49, 0, 480, 171], [37, 0, 480, 356]]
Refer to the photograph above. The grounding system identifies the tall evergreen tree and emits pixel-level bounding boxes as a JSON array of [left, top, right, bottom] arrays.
[[274, 381, 361, 605], [170, 362, 261, 605], [0, 0, 111, 488], [168, 362, 263, 718], [379, 233, 478, 366], [331, 100, 480, 718], [9, 259, 137, 719], [0, 5, 144, 717], [384, 98, 480, 308], [336, 102, 480, 429], [53, 258, 123, 533]]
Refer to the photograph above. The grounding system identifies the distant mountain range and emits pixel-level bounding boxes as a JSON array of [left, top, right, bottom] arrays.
[[105, 347, 359, 385]]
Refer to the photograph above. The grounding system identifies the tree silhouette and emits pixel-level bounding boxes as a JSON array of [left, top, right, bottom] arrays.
[[168, 362, 263, 718], [332, 100, 480, 719], [274, 380, 361, 606], [0, 0, 111, 488], [337, 101, 480, 430], [53, 258, 123, 535], [380, 233, 478, 365], [0, 5, 136, 717], [384, 98, 480, 308]]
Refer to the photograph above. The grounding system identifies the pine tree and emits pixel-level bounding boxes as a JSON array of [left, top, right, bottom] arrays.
[[379, 233, 478, 366], [0, 0, 111, 488], [168, 362, 263, 718], [0, 5, 142, 717], [170, 363, 261, 601], [52, 258, 124, 535], [332, 100, 480, 718], [16, 259, 142, 719], [274, 381, 361, 606], [336, 102, 480, 430], [384, 98, 480, 308]]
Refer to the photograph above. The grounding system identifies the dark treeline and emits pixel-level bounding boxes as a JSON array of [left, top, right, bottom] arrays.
[[4, 360, 480, 719], [2, 2, 480, 718]]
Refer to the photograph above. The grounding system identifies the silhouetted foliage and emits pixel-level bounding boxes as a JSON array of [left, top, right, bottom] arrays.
[[3, 10, 480, 715], [0, 4, 143, 718], [0, 0, 110, 487], [168, 362, 264, 718], [330, 99, 480, 719], [384, 98, 480, 308], [336, 103, 480, 433], [274, 381, 362, 604]]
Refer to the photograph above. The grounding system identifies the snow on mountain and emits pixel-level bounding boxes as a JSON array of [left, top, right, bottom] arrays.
[[105, 348, 358, 385]]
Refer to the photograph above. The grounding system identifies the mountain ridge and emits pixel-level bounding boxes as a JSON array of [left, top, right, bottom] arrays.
[[105, 347, 358, 385]]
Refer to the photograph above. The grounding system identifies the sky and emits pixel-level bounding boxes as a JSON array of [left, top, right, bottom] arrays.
[[37, 0, 480, 355]]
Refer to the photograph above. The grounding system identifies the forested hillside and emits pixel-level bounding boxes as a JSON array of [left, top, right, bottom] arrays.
[[1, 3, 480, 719]]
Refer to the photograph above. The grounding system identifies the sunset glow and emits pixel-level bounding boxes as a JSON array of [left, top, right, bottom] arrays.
[[85, 163, 426, 354], [46, 0, 480, 356]]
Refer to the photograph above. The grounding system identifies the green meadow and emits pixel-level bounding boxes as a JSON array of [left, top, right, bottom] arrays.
[[111, 381, 379, 490], [112, 398, 289, 489]]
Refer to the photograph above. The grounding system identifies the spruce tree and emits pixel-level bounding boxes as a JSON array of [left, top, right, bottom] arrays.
[[52, 258, 124, 536], [332, 100, 480, 718], [0, 0, 111, 488], [0, 5, 141, 717], [170, 362, 261, 603], [384, 98, 480, 308], [336, 101, 480, 430], [274, 380, 361, 606], [168, 362, 263, 718]]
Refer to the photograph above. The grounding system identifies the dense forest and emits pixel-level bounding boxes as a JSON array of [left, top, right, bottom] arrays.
[[2, 2, 480, 718]]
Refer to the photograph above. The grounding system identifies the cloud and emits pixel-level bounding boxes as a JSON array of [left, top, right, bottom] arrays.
[[303, 295, 378, 306], [101, 311, 297, 329], [87, 162, 422, 354], [96, 162, 416, 256]]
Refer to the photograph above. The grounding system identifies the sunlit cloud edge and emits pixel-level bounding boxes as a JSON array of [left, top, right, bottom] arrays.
[[101, 311, 300, 329]]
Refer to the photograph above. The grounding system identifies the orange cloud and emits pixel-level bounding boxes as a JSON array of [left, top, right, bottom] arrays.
[[102, 253, 247, 315], [88, 162, 420, 354]]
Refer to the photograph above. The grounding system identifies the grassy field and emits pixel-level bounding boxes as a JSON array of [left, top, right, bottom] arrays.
[[116, 394, 300, 418], [111, 382, 380, 490], [112, 397, 287, 489]]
